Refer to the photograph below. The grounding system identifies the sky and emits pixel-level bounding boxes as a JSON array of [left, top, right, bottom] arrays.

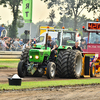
[[0, 0, 99, 26]]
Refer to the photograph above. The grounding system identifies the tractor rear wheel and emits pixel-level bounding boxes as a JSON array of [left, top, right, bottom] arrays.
[[67, 50, 82, 78], [90, 63, 96, 77], [18, 61, 26, 77], [47, 62, 56, 79], [57, 50, 82, 78], [56, 50, 67, 77]]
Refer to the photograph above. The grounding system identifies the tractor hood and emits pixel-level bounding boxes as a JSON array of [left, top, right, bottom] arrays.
[[29, 47, 51, 63]]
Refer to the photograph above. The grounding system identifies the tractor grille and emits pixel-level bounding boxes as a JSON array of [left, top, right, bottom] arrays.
[[30, 52, 39, 55]]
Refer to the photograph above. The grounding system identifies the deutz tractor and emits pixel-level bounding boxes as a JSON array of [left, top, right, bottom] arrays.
[[18, 29, 82, 79]]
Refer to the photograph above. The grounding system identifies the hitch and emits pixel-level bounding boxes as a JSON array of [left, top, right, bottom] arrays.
[[27, 63, 38, 75]]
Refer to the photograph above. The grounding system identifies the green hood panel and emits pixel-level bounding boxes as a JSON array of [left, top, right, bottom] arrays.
[[29, 47, 51, 63]]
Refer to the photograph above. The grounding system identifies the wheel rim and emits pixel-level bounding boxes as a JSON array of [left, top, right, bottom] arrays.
[[92, 66, 95, 75], [75, 55, 82, 75], [50, 65, 55, 77]]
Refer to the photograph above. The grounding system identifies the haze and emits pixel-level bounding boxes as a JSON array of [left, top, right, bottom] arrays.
[[0, 0, 98, 25]]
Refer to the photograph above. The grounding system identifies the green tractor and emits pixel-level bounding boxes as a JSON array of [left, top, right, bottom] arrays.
[[18, 29, 82, 79]]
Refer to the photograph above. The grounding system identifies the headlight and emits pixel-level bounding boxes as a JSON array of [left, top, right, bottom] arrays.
[[30, 56, 33, 59], [35, 55, 39, 59]]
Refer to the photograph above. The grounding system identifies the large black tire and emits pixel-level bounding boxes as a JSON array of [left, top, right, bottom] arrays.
[[20, 48, 30, 63], [33, 68, 44, 77], [90, 63, 96, 77], [18, 61, 26, 77], [67, 50, 82, 78], [47, 62, 56, 79], [57, 50, 82, 78], [56, 50, 67, 77]]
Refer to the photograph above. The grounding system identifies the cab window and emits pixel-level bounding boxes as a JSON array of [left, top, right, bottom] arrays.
[[36, 36, 44, 43]]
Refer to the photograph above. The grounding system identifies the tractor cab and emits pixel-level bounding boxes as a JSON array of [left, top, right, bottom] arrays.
[[57, 30, 76, 46], [82, 21, 100, 57]]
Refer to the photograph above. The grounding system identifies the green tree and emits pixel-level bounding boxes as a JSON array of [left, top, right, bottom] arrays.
[[41, 0, 100, 30], [57, 14, 93, 37], [48, 9, 56, 26], [17, 16, 24, 28], [0, 0, 22, 38]]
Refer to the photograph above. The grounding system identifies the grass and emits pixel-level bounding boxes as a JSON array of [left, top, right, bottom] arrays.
[[0, 60, 19, 68], [0, 78, 100, 90]]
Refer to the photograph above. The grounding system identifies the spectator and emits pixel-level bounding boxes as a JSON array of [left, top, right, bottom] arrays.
[[0, 39, 3, 50], [5, 40, 10, 51], [19, 39, 24, 46], [23, 41, 29, 49], [13, 38, 21, 51], [33, 37, 36, 44], [0, 36, 6, 51], [29, 39, 33, 47], [80, 39, 86, 49]]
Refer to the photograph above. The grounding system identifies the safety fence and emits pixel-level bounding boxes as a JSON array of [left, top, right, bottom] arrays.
[[0, 51, 22, 61]]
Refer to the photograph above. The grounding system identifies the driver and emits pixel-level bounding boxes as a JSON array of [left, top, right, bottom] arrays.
[[47, 36, 56, 52], [47, 36, 57, 61], [94, 38, 100, 44]]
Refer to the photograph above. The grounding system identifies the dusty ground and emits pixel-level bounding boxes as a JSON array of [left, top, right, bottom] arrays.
[[0, 68, 100, 100], [0, 85, 100, 100], [0, 68, 62, 83], [0, 68, 99, 83]]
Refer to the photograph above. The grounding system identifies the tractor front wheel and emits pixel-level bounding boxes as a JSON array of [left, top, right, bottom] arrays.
[[18, 61, 26, 77], [90, 63, 96, 77], [47, 62, 56, 79]]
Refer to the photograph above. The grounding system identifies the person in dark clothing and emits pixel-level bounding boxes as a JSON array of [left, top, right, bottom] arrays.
[[5, 40, 10, 51], [72, 41, 82, 52], [47, 35, 57, 61], [47, 36, 56, 51], [94, 38, 100, 44], [80, 39, 86, 49]]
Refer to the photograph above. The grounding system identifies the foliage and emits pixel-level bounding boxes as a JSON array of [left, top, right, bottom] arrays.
[[41, 0, 100, 31], [0, 0, 22, 38], [17, 16, 24, 28], [48, 9, 56, 26], [36, 21, 48, 26], [57, 14, 93, 37]]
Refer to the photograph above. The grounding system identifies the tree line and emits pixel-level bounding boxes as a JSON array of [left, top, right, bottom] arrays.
[[0, 0, 100, 38]]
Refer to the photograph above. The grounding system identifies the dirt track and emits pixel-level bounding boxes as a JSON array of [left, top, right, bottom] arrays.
[[0, 85, 100, 100], [0, 68, 61, 83], [0, 68, 100, 84], [1, 68, 100, 100]]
